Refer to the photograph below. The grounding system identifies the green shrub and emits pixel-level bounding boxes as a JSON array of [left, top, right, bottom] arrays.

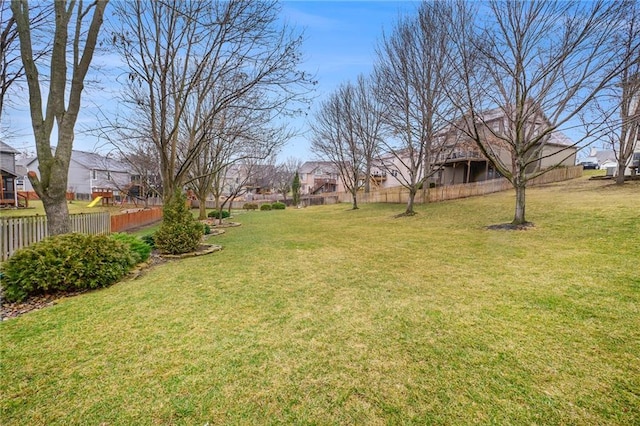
[[154, 191, 204, 254], [260, 203, 272, 211], [141, 234, 155, 248], [242, 203, 259, 210], [1, 233, 136, 303], [109, 233, 152, 263], [203, 224, 211, 235], [271, 202, 286, 210], [207, 210, 230, 219]]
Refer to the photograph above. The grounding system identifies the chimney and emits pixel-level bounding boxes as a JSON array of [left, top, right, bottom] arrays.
[[589, 147, 598, 157]]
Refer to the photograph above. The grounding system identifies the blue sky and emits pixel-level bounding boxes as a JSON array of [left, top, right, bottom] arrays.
[[2, 1, 419, 161], [280, 1, 419, 160]]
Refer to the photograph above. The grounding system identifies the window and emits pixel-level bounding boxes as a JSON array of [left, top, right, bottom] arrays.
[[91, 170, 96, 180], [390, 169, 398, 178], [106, 171, 111, 180], [315, 169, 323, 176]]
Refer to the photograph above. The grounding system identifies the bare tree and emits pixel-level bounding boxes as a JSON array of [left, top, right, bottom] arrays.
[[311, 82, 364, 209], [0, 0, 49, 125], [374, 2, 461, 216], [111, 0, 314, 205], [450, 1, 627, 226], [600, 1, 640, 184], [271, 157, 302, 202], [353, 74, 384, 193], [11, 0, 108, 235], [185, 85, 290, 219]]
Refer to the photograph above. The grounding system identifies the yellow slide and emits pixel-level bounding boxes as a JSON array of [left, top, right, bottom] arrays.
[[87, 196, 102, 207]]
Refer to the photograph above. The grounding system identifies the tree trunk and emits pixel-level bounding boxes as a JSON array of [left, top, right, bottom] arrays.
[[42, 194, 70, 235], [615, 162, 626, 185], [513, 182, 527, 225], [198, 197, 207, 220], [405, 188, 416, 215], [351, 189, 358, 210]]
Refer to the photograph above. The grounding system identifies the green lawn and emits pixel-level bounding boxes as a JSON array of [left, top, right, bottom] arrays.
[[1, 177, 638, 425], [0, 199, 124, 217]]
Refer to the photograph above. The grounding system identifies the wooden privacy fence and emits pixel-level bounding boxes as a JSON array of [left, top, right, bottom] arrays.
[[111, 208, 163, 233], [338, 166, 583, 205], [1, 208, 164, 261]]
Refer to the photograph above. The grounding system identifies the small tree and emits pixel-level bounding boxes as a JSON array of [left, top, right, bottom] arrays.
[[291, 171, 301, 206], [154, 190, 203, 255]]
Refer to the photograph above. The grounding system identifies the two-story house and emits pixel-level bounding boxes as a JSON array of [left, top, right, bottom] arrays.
[[435, 106, 577, 185], [20, 149, 132, 200], [298, 161, 344, 194]]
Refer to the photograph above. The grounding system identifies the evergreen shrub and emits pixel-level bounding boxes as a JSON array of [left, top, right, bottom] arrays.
[[243, 203, 259, 210], [141, 234, 155, 248], [271, 202, 286, 210], [207, 210, 230, 219], [154, 191, 204, 254], [109, 232, 152, 263], [1, 233, 136, 303], [260, 204, 272, 211]]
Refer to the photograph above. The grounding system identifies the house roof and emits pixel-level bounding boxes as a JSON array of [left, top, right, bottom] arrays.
[[0, 141, 19, 154], [0, 168, 17, 177], [15, 164, 28, 176], [299, 161, 337, 174], [547, 131, 574, 147], [71, 150, 129, 173], [17, 150, 129, 173], [592, 149, 617, 164]]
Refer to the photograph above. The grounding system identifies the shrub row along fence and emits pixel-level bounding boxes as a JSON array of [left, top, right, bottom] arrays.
[[338, 166, 583, 205], [1, 208, 163, 261]]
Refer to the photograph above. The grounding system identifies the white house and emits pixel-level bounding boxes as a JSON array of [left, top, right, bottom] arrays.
[[19, 149, 132, 200]]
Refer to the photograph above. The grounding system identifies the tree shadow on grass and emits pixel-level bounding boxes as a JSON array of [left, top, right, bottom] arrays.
[[486, 222, 534, 231]]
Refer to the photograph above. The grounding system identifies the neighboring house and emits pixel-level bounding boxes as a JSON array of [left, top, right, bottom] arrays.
[[0, 141, 20, 207], [221, 163, 274, 197], [436, 106, 577, 185], [20, 149, 132, 200], [298, 161, 344, 194], [584, 147, 640, 176], [369, 151, 415, 190]]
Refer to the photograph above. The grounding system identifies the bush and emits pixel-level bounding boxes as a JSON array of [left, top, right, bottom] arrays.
[[154, 191, 204, 254], [203, 224, 211, 235], [207, 210, 230, 219], [140, 234, 155, 248], [109, 233, 152, 263], [243, 203, 258, 211], [271, 202, 286, 210], [260, 204, 272, 211], [1, 233, 136, 303]]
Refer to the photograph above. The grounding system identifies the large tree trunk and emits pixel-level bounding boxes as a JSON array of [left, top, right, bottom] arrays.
[[615, 162, 627, 185], [351, 189, 358, 210], [513, 182, 527, 225], [198, 195, 207, 220], [404, 188, 417, 215], [42, 194, 70, 235]]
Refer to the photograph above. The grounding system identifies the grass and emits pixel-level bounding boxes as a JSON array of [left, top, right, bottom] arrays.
[[1, 176, 638, 425], [0, 199, 125, 217]]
